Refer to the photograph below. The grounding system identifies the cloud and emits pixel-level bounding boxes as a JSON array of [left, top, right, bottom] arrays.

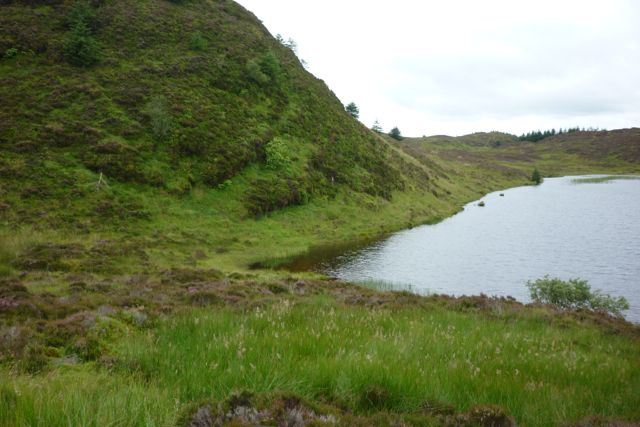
[[237, 0, 640, 136]]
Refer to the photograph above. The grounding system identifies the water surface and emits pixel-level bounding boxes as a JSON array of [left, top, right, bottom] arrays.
[[296, 176, 640, 322]]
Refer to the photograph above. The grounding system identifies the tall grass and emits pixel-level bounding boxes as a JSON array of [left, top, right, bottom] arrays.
[[0, 230, 45, 276], [113, 299, 639, 425], [0, 369, 175, 427], [2, 299, 638, 425]]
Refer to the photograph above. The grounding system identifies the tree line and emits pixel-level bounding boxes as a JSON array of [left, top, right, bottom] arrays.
[[518, 127, 604, 142], [343, 101, 608, 144]]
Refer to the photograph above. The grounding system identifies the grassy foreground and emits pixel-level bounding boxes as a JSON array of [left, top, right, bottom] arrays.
[[2, 287, 639, 426]]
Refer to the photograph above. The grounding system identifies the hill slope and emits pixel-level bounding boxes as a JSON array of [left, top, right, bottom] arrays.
[[2, 1, 638, 273], [0, 0, 455, 272], [393, 129, 640, 199], [0, 0, 435, 226], [1, 2, 640, 426]]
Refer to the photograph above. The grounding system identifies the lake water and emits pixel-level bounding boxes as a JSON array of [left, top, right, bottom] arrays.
[[293, 176, 640, 322]]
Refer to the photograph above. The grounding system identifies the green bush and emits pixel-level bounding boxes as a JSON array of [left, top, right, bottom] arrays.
[[189, 31, 207, 51], [63, 21, 101, 67], [166, 175, 193, 195], [245, 52, 283, 87], [145, 96, 172, 142], [259, 52, 282, 84], [65, 1, 97, 30], [245, 58, 269, 85], [3, 48, 19, 60], [245, 176, 309, 216], [531, 167, 542, 185], [264, 137, 291, 170], [526, 276, 629, 316]]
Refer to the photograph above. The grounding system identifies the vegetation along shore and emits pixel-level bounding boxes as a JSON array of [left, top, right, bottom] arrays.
[[1, 0, 639, 425]]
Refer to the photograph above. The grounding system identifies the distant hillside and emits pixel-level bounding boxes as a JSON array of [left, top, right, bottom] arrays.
[[395, 128, 640, 185]]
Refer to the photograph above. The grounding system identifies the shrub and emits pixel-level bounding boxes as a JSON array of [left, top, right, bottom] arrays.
[[531, 167, 542, 185], [63, 21, 101, 67], [166, 175, 193, 195], [526, 276, 629, 316], [20, 343, 48, 374], [246, 58, 269, 85], [145, 96, 172, 142], [65, 1, 97, 30], [189, 31, 207, 51], [245, 176, 309, 216], [246, 52, 283, 87], [217, 179, 232, 190], [264, 137, 291, 170], [3, 48, 19, 60], [259, 52, 282, 84]]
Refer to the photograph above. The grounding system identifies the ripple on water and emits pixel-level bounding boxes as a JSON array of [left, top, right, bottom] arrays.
[[315, 176, 640, 322]]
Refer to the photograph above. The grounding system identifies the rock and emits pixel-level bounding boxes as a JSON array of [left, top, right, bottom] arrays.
[[189, 406, 215, 427]]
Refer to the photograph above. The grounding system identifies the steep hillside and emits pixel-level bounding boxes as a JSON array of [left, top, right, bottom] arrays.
[[0, 0, 464, 276], [3, 1, 637, 275], [0, 0, 435, 228]]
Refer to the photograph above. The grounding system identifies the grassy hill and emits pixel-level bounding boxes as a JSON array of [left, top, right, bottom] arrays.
[[1, 0, 637, 271], [399, 128, 640, 178], [0, 0, 459, 274], [1, 1, 640, 426]]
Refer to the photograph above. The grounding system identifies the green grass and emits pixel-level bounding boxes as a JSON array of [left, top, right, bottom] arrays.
[[0, 368, 176, 427], [120, 302, 639, 425], [5, 299, 636, 426]]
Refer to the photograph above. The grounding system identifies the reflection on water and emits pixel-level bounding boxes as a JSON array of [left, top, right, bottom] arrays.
[[291, 176, 640, 322]]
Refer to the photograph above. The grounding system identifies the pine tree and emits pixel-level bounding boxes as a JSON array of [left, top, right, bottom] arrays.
[[389, 127, 403, 141], [63, 21, 100, 67], [345, 102, 359, 119], [531, 168, 542, 185]]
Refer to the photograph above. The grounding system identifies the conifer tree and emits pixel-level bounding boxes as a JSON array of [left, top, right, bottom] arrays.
[[345, 102, 359, 119], [389, 127, 403, 141]]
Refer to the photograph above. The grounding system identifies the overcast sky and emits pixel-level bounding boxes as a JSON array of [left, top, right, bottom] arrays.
[[236, 0, 640, 137]]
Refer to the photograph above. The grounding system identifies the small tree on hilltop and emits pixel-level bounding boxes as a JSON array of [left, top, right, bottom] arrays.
[[371, 120, 382, 133], [531, 167, 542, 185], [389, 127, 403, 141], [345, 102, 359, 119]]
